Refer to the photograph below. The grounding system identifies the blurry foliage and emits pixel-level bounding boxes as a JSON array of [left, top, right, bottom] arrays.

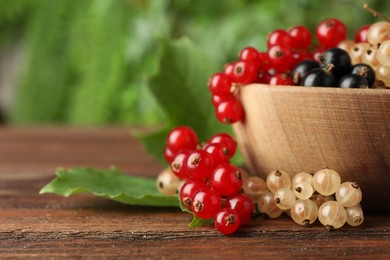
[[1, 0, 390, 125]]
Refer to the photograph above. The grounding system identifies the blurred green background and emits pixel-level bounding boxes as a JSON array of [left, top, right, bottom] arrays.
[[0, 0, 389, 126]]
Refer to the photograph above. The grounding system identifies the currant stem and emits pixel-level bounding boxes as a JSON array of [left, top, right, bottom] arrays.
[[363, 3, 390, 22]]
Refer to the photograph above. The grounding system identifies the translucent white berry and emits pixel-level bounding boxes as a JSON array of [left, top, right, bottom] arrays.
[[266, 170, 291, 193], [156, 168, 183, 196], [257, 192, 283, 218], [346, 204, 364, 227], [335, 182, 362, 207], [312, 168, 341, 196], [318, 201, 347, 230], [294, 181, 314, 200], [290, 199, 318, 226], [243, 176, 267, 201], [274, 188, 296, 210]]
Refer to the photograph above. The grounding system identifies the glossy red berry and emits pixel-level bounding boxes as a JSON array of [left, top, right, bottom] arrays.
[[267, 29, 293, 48], [171, 150, 191, 179], [226, 194, 254, 225], [166, 126, 198, 154], [210, 164, 243, 197], [180, 180, 207, 210], [215, 97, 244, 124], [164, 146, 175, 164], [211, 94, 234, 107], [232, 60, 258, 84], [192, 189, 222, 219], [268, 73, 294, 86], [208, 72, 233, 96], [288, 25, 312, 50], [223, 61, 236, 79], [316, 18, 347, 48], [186, 149, 215, 180], [239, 46, 260, 65], [355, 24, 370, 43], [214, 208, 240, 235], [267, 44, 294, 72], [209, 133, 237, 158], [203, 143, 230, 166]]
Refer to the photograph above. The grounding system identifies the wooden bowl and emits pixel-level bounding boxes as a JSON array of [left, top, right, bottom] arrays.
[[233, 84, 390, 211]]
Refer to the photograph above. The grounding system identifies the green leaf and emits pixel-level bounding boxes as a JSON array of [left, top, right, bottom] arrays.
[[139, 37, 232, 164], [40, 167, 179, 207]]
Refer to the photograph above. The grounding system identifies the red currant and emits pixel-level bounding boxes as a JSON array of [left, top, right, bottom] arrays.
[[355, 24, 370, 43], [208, 72, 233, 96], [214, 208, 240, 235], [239, 46, 260, 65], [268, 73, 294, 86], [192, 189, 222, 219], [203, 142, 230, 166], [186, 149, 215, 180], [166, 126, 198, 154], [288, 25, 312, 50], [267, 44, 293, 72], [180, 180, 207, 210], [209, 133, 237, 158], [210, 163, 243, 197], [171, 150, 191, 179], [267, 29, 293, 48], [316, 18, 347, 48], [232, 60, 258, 84], [226, 194, 254, 225], [223, 61, 236, 79], [215, 97, 244, 124], [164, 146, 175, 164], [211, 94, 234, 107]]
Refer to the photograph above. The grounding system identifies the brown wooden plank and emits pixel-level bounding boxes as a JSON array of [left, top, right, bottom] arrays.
[[0, 128, 389, 259]]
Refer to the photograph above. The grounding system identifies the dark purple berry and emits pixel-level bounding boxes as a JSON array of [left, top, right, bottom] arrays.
[[291, 60, 320, 85], [350, 63, 375, 87], [339, 74, 369, 88], [318, 48, 351, 80], [303, 66, 336, 87]]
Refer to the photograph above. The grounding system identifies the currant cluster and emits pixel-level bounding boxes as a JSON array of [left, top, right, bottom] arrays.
[[242, 168, 364, 230], [292, 47, 376, 88], [158, 126, 254, 235]]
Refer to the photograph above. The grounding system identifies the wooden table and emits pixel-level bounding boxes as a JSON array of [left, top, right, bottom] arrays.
[[1, 127, 389, 259]]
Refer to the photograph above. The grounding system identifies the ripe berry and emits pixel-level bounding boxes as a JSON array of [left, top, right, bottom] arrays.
[[186, 149, 215, 180], [318, 48, 351, 80], [223, 61, 236, 79], [268, 73, 294, 86], [209, 133, 237, 158], [171, 150, 191, 179], [226, 194, 254, 225], [288, 25, 312, 50], [351, 63, 375, 87], [203, 142, 230, 166], [210, 164, 243, 197], [232, 60, 258, 84], [214, 208, 240, 235], [166, 126, 198, 154], [303, 67, 336, 87], [215, 97, 244, 124], [267, 44, 293, 72], [208, 72, 233, 96], [211, 94, 234, 108], [180, 180, 207, 210], [291, 60, 320, 85], [339, 74, 369, 88], [164, 146, 175, 164], [267, 29, 293, 48], [239, 46, 260, 65], [355, 24, 370, 43], [316, 18, 347, 48], [192, 189, 222, 219]]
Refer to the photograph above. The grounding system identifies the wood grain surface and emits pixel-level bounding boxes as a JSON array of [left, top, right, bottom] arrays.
[[0, 127, 389, 259]]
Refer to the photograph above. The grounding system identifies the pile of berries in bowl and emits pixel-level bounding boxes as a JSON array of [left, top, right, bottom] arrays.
[[207, 12, 390, 211]]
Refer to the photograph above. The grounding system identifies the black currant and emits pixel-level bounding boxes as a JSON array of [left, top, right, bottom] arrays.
[[303, 66, 336, 87], [350, 63, 375, 87], [318, 48, 351, 80], [291, 60, 320, 86], [339, 74, 369, 88]]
